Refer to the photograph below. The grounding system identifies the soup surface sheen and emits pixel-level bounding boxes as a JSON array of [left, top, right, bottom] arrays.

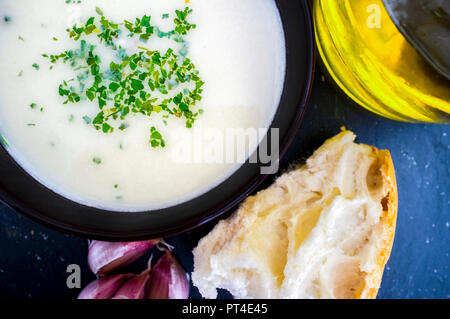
[[0, 0, 286, 211]]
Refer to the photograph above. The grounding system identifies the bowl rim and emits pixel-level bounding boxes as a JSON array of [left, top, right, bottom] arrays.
[[0, 0, 315, 241]]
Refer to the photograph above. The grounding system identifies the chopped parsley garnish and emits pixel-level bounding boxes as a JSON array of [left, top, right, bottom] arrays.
[[82, 115, 91, 124], [30, 103, 44, 112], [95, 7, 104, 16], [92, 157, 102, 164], [149, 126, 165, 148], [32, 63, 40, 70], [0, 134, 9, 147], [43, 7, 203, 148], [3, 15, 11, 23]]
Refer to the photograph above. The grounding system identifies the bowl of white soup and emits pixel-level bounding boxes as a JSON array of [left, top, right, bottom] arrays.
[[0, 0, 314, 240]]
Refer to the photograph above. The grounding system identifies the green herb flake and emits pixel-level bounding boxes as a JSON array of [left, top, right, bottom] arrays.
[[92, 157, 102, 164], [0, 134, 9, 147], [32, 63, 40, 70], [95, 7, 104, 16], [149, 126, 165, 148], [82, 115, 91, 124]]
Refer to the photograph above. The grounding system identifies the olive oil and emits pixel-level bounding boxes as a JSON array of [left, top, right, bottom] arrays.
[[314, 0, 450, 123]]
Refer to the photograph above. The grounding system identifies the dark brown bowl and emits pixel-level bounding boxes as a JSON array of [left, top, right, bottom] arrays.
[[0, 0, 315, 240]]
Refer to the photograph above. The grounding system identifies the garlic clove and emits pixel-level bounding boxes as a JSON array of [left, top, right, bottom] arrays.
[[146, 250, 190, 299], [78, 274, 131, 299], [112, 268, 151, 299], [88, 240, 159, 276]]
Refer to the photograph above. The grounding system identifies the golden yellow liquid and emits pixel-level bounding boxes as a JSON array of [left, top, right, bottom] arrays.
[[314, 0, 450, 123]]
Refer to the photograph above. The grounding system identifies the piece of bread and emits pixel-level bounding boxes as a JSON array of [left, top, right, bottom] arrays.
[[192, 129, 398, 299]]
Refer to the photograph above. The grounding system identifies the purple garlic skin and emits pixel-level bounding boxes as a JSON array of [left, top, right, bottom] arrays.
[[78, 274, 131, 299], [146, 250, 190, 299], [88, 240, 158, 276], [112, 269, 151, 299]]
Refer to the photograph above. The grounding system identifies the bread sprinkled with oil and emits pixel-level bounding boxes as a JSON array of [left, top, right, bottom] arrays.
[[192, 130, 397, 299]]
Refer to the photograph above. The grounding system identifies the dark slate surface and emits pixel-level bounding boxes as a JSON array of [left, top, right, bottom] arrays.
[[0, 66, 448, 299]]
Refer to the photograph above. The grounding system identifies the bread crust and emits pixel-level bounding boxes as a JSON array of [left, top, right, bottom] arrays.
[[358, 150, 398, 299]]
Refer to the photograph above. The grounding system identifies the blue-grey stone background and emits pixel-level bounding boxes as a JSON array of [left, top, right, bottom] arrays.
[[0, 66, 448, 299]]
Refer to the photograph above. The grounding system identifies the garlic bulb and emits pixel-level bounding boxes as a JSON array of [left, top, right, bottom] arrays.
[[80, 240, 190, 299], [88, 240, 159, 276], [113, 269, 151, 299], [146, 250, 190, 299], [78, 274, 131, 299]]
